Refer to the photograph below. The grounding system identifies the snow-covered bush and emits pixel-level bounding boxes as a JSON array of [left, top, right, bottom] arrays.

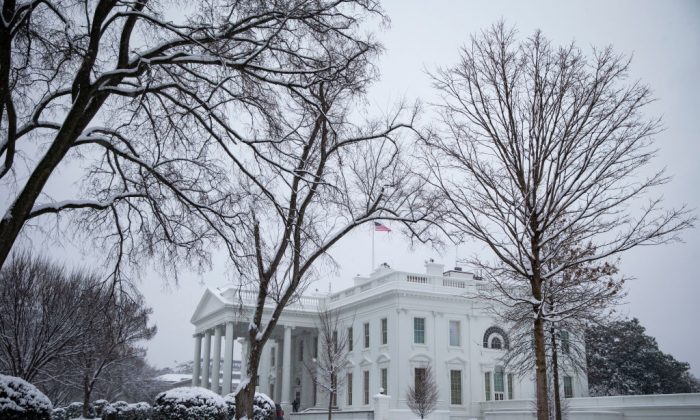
[[253, 392, 274, 420], [153, 387, 227, 420], [223, 393, 236, 419], [65, 401, 96, 419], [222, 392, 274, 420], [51, 407, 67, 420], [0, 374, 53, 420], [93, 399, 111, 417], [103, 401, 152, 420]]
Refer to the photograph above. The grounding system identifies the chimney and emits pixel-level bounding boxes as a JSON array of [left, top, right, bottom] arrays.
[[425, 259, 445, 276]]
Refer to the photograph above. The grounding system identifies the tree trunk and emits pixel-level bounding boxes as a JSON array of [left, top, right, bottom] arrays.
[[327, 387, 333, 420], [0, 92, 105, 269], [533, 316, 550, 420], [235, 340, 262, 419], [551, 327, 562, 420], [82, 374, 92, 418]]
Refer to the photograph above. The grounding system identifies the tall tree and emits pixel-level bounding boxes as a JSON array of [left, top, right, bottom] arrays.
[[231, 76, 436, 417], [425, 22, 694, 419], [586, 318, 699, 396], [0, 0, 387, 277]]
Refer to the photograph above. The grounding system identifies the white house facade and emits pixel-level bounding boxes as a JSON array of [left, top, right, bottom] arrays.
[[190, 261, 591, 419]]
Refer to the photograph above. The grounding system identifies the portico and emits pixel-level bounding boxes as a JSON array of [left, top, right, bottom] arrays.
[[190, 288, 325, 410]]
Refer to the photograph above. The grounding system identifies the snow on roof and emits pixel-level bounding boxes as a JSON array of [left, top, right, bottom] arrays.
[[154, 373, 192, 383]]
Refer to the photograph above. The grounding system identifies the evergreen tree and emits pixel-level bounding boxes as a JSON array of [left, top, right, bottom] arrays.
[[586, 318, 698, 395]]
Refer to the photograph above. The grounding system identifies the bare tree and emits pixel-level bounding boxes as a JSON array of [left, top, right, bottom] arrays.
[[501, 243, 624, 420], [231, 74, 437, 417], [0, 0, 388, 278], [67, 284, 156, 417], [305, 306, 352, 420], [0, 251, 91, 382], [405, 364, 439, 420], [0, 251, 156, 415], [424, 22, 695, 420]]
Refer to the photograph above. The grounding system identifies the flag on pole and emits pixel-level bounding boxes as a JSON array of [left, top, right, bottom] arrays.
[[374, 222, 391, 232]]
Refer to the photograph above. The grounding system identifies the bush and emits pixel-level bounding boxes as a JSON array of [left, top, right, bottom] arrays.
[[51, 407, 67, 420], [253, 392, 274, 420], [93, 399, 111, 417], [223, 393, 236, 419], [102, 401, 152, 420], [153, 387, 227, 420], [0, 374, 53, 420], [223, 392, 274, 420]]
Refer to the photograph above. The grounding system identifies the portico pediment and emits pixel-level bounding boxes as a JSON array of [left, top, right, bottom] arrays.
[[190, 288, 227, 326]]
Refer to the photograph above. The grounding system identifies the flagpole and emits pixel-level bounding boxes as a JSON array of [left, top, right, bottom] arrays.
[[371, 225, 375, 272]]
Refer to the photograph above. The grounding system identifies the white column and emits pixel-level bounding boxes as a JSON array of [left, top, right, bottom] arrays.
[[281, 325, 293, 405], [222, 322, 235, 395], [192, 333, 203, 386], [212, 325, 223, 394], [238, 337, 249, 378], [202, 329, 212, 389]]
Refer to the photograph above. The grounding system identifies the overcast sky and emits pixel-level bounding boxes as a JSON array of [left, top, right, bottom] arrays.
[[5, 0, 698, 376]]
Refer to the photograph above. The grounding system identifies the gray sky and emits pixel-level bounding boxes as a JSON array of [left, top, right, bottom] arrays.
[[137, 0, 700, 374], [5, 0, 699, 376]]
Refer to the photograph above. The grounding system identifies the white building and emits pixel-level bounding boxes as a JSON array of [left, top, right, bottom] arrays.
[[190, 261, 589, 419]]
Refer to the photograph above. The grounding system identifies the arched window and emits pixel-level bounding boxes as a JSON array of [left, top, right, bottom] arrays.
[[483, 326, 509, 349]]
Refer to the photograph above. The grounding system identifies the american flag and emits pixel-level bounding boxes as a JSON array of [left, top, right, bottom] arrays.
[[374, 222, 391, 232]]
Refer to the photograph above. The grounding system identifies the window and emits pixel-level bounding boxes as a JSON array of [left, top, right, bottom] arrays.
[[363, 370, 370, 405], [414, 367, 426, 389], [271, 348, 275, 367], [364, 323, 370, 348], [494, 367, 505, 400], [332, 330, 338, 352], [299, 340, 304, 361], [483, 326, 509, 349], [564, 376, 573, 398], [449, 320, 461, 346], [561, 330, 570, 354], [484, 372, 491, 401], [380, 368, 388, 394], [348, 327, 353, 351], [414, 317, 425, 344], [491, 336, 502, 349], [450, 370, 462, 405], [270, 383, 275, 401], [507, 373, 514, 400], [381, 318, 388, 345], [313, 382, 317, 406], [314, 336, 318, 358], [347, 373, 353, 405]]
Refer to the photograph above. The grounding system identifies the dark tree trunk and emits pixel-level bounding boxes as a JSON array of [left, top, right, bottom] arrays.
[[235, 339, 262, 419], [533, 316, 549, 420], [82, 374, 92, 418], [551, 327, 562, 420]]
